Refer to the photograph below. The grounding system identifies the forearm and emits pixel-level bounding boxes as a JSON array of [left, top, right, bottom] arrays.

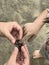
[[32, 9, 49, 35]]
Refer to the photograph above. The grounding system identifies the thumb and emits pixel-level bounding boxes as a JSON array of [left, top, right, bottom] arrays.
[[9, 47, 18, 62]]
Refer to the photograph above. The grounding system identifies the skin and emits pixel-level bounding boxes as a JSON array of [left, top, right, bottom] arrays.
[[0, 22, 23, 44], [23, 9, 49, 58], [33, 50, 42, 59], [0, 9, 49, 65], [23, 9, 49, 37], [0, 22, 30, 65], [0, 9, 49, 44], [4, 45, 30, 65]]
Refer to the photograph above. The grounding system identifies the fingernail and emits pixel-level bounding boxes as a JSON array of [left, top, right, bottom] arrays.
[[14, 47, 18, 51], [12, 39, 15, 44]]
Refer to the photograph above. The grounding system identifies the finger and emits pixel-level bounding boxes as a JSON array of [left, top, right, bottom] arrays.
[[16, 63, 20, 65], [14, 23, 23, 39], [9, 47, 18, 62], [24, 44, 29, 55], [5, 31, 15, 44], [21, 46, 29, 65], [18, 27, 23, 39], [21, 46, 29, 59]]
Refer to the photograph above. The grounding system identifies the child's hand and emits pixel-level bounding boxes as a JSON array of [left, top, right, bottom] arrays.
[[23, 23, 37, 38]]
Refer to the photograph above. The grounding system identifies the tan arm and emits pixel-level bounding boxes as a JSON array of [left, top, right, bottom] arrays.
[[31, 8, 49, 35], [23, 9, 49, 41]]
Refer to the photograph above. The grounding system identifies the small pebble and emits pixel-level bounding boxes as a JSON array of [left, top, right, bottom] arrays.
[[15, 40, 24, 51]]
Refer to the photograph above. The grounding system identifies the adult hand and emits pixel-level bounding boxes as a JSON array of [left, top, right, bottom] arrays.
[[21, 44, 30, 65], [5, 47, 19, 65], [0, 22, 23, 43], [5, 45, 30, 65]]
